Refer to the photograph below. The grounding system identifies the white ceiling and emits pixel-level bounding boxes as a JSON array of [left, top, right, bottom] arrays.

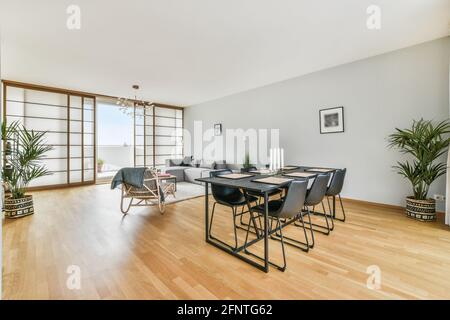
[[1, 0, 449, 106]]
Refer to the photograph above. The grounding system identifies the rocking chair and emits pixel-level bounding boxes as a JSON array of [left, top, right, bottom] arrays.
[[120, 168, 175, 214]]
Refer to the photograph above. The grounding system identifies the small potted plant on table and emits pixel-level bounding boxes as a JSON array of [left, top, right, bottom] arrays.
[[97, 158, 105, 173], [2, 122, 53, 218], [388, 119, 450, 221]]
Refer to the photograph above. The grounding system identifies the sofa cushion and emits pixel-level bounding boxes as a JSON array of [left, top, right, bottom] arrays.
[[163, 166, 185, 182], [182, 156, 193, 166], [165, 158, 183, 166], [215, 160, 227, 170], [200, 159, 215, 169], [184, 167, 216, 184]]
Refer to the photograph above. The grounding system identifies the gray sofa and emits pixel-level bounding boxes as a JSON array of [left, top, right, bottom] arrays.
[[163, 158, 232, 185]]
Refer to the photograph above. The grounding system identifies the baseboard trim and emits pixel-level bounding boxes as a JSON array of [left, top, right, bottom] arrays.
[[341, 197, 444, 215]]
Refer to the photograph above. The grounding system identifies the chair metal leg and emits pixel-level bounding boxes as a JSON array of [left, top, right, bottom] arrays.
[[303, 202, 332, 235], [276, 219, 287, 271], [272, 214, 310, 252], [323, 200, 334, 231], [332, 194, 346, 222], [243, 215, 287, 272]]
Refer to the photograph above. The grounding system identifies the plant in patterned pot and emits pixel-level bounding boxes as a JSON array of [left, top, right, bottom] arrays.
[[2, 122, 53, 218], [388, 119, 450, 221]]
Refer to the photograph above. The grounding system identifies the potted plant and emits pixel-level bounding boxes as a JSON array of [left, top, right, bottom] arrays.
[[241, 153, 253, 172], [388, 119, 450, 221], [2, 123, 53, 218], [97, 158, 104, 173]]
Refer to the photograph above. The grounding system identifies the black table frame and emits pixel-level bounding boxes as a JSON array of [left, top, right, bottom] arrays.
[[197, 166, 337, 273]]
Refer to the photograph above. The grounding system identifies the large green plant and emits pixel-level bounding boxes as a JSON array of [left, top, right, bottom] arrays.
[[388, 119, 450, 200], [2, 122, 53, 199]]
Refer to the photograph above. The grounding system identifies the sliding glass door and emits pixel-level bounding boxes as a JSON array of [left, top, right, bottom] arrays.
[[96, 98, 134, 182]]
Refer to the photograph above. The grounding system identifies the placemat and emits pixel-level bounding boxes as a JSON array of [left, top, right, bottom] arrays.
[[283, 172, 317, 178], [282, 166, 299, 170], [218, 173, 254, 180], [252, 177, 293, 185], [249, 169, 272, 174], [305, 168, 334, 173]]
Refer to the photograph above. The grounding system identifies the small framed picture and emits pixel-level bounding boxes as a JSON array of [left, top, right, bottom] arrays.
[[319, 106, 344, 134], [214, 123, 222, 136]]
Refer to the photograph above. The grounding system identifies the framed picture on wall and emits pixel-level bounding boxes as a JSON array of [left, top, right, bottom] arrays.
[[214, 123, 222, 136], [319, 106, 344, 134]]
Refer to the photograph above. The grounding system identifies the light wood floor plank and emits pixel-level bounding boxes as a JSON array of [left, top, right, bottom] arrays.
[[2, 184, 450, 299]]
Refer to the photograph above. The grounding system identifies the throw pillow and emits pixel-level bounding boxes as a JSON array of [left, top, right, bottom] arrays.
[[215, 160, 227, 170], [182, 156, 193, 166]]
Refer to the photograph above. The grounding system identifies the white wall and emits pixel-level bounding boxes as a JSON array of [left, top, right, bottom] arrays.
[[184, 37, 450, 208]]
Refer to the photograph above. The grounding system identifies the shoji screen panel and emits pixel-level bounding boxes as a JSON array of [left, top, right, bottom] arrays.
[[83, 97, 95, 182], [133, 105, 154, 167], [154, 106, 183, 168], [3, 82, 96, 189]]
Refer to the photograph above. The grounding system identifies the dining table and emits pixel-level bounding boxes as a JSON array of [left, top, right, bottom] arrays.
[[196, 166, 337, 273]]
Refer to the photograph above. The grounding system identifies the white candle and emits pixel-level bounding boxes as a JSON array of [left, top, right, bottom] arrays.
[[281, 148, 284, 169], [269, 148, 273, 170], [275, 148, 280, 170]]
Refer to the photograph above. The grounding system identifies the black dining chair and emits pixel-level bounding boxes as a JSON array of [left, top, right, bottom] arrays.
[[209, 169, 259, 250], [243, 180, 308, 271], [238, 166, 283, 234], [325, 168, 347, 222], [296, 173, 333, 237]]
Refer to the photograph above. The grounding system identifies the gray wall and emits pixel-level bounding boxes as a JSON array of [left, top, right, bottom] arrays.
[[184, 37, 450, 208]]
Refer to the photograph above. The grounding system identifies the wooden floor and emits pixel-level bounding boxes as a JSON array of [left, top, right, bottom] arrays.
[[3, 184, 450, 300]]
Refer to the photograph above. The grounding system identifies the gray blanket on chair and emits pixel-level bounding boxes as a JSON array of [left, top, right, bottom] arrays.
[[111, 167, 147, 189]]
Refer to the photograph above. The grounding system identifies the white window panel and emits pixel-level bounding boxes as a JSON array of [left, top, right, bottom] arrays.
[[43, 132, 67, 145], [145, 145, 154, 155], [25, 89, 67, 106], [135, 146, 145, 156], [84, 146, 94, 157], [155, 145, 179, 155], [70, 107, 82, 120], [155, 107, 176, 118], [155, 126, 177, 136], [84, 158, 94, 170], [70, 121, 82, 132], [83, 121, 94, 133], [70, 133, 82, 145], [155, 155, 171, 166], [7, 86, 25, 101], [135, 157, 145, 167], [83, 109, 94, 122], [70, 146, 82, 158], [31, 118, 66, 132], [84, 133, 94, 145], [70, 171, 82, 183], [46, 146, 67, 158], [135, 125, 144, 135], [29, 172, 67, 187], [41, 158, 67, 172], [155, 117, 176, 127], [145, 156, 154, 166], [70, 95, 82, 108], [70, 158, 82, 171], [84, 169, 94, 181]]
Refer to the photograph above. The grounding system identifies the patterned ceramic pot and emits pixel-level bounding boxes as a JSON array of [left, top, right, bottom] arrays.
[[4, 195, 34, 219], [405, 196, 436, 222]]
